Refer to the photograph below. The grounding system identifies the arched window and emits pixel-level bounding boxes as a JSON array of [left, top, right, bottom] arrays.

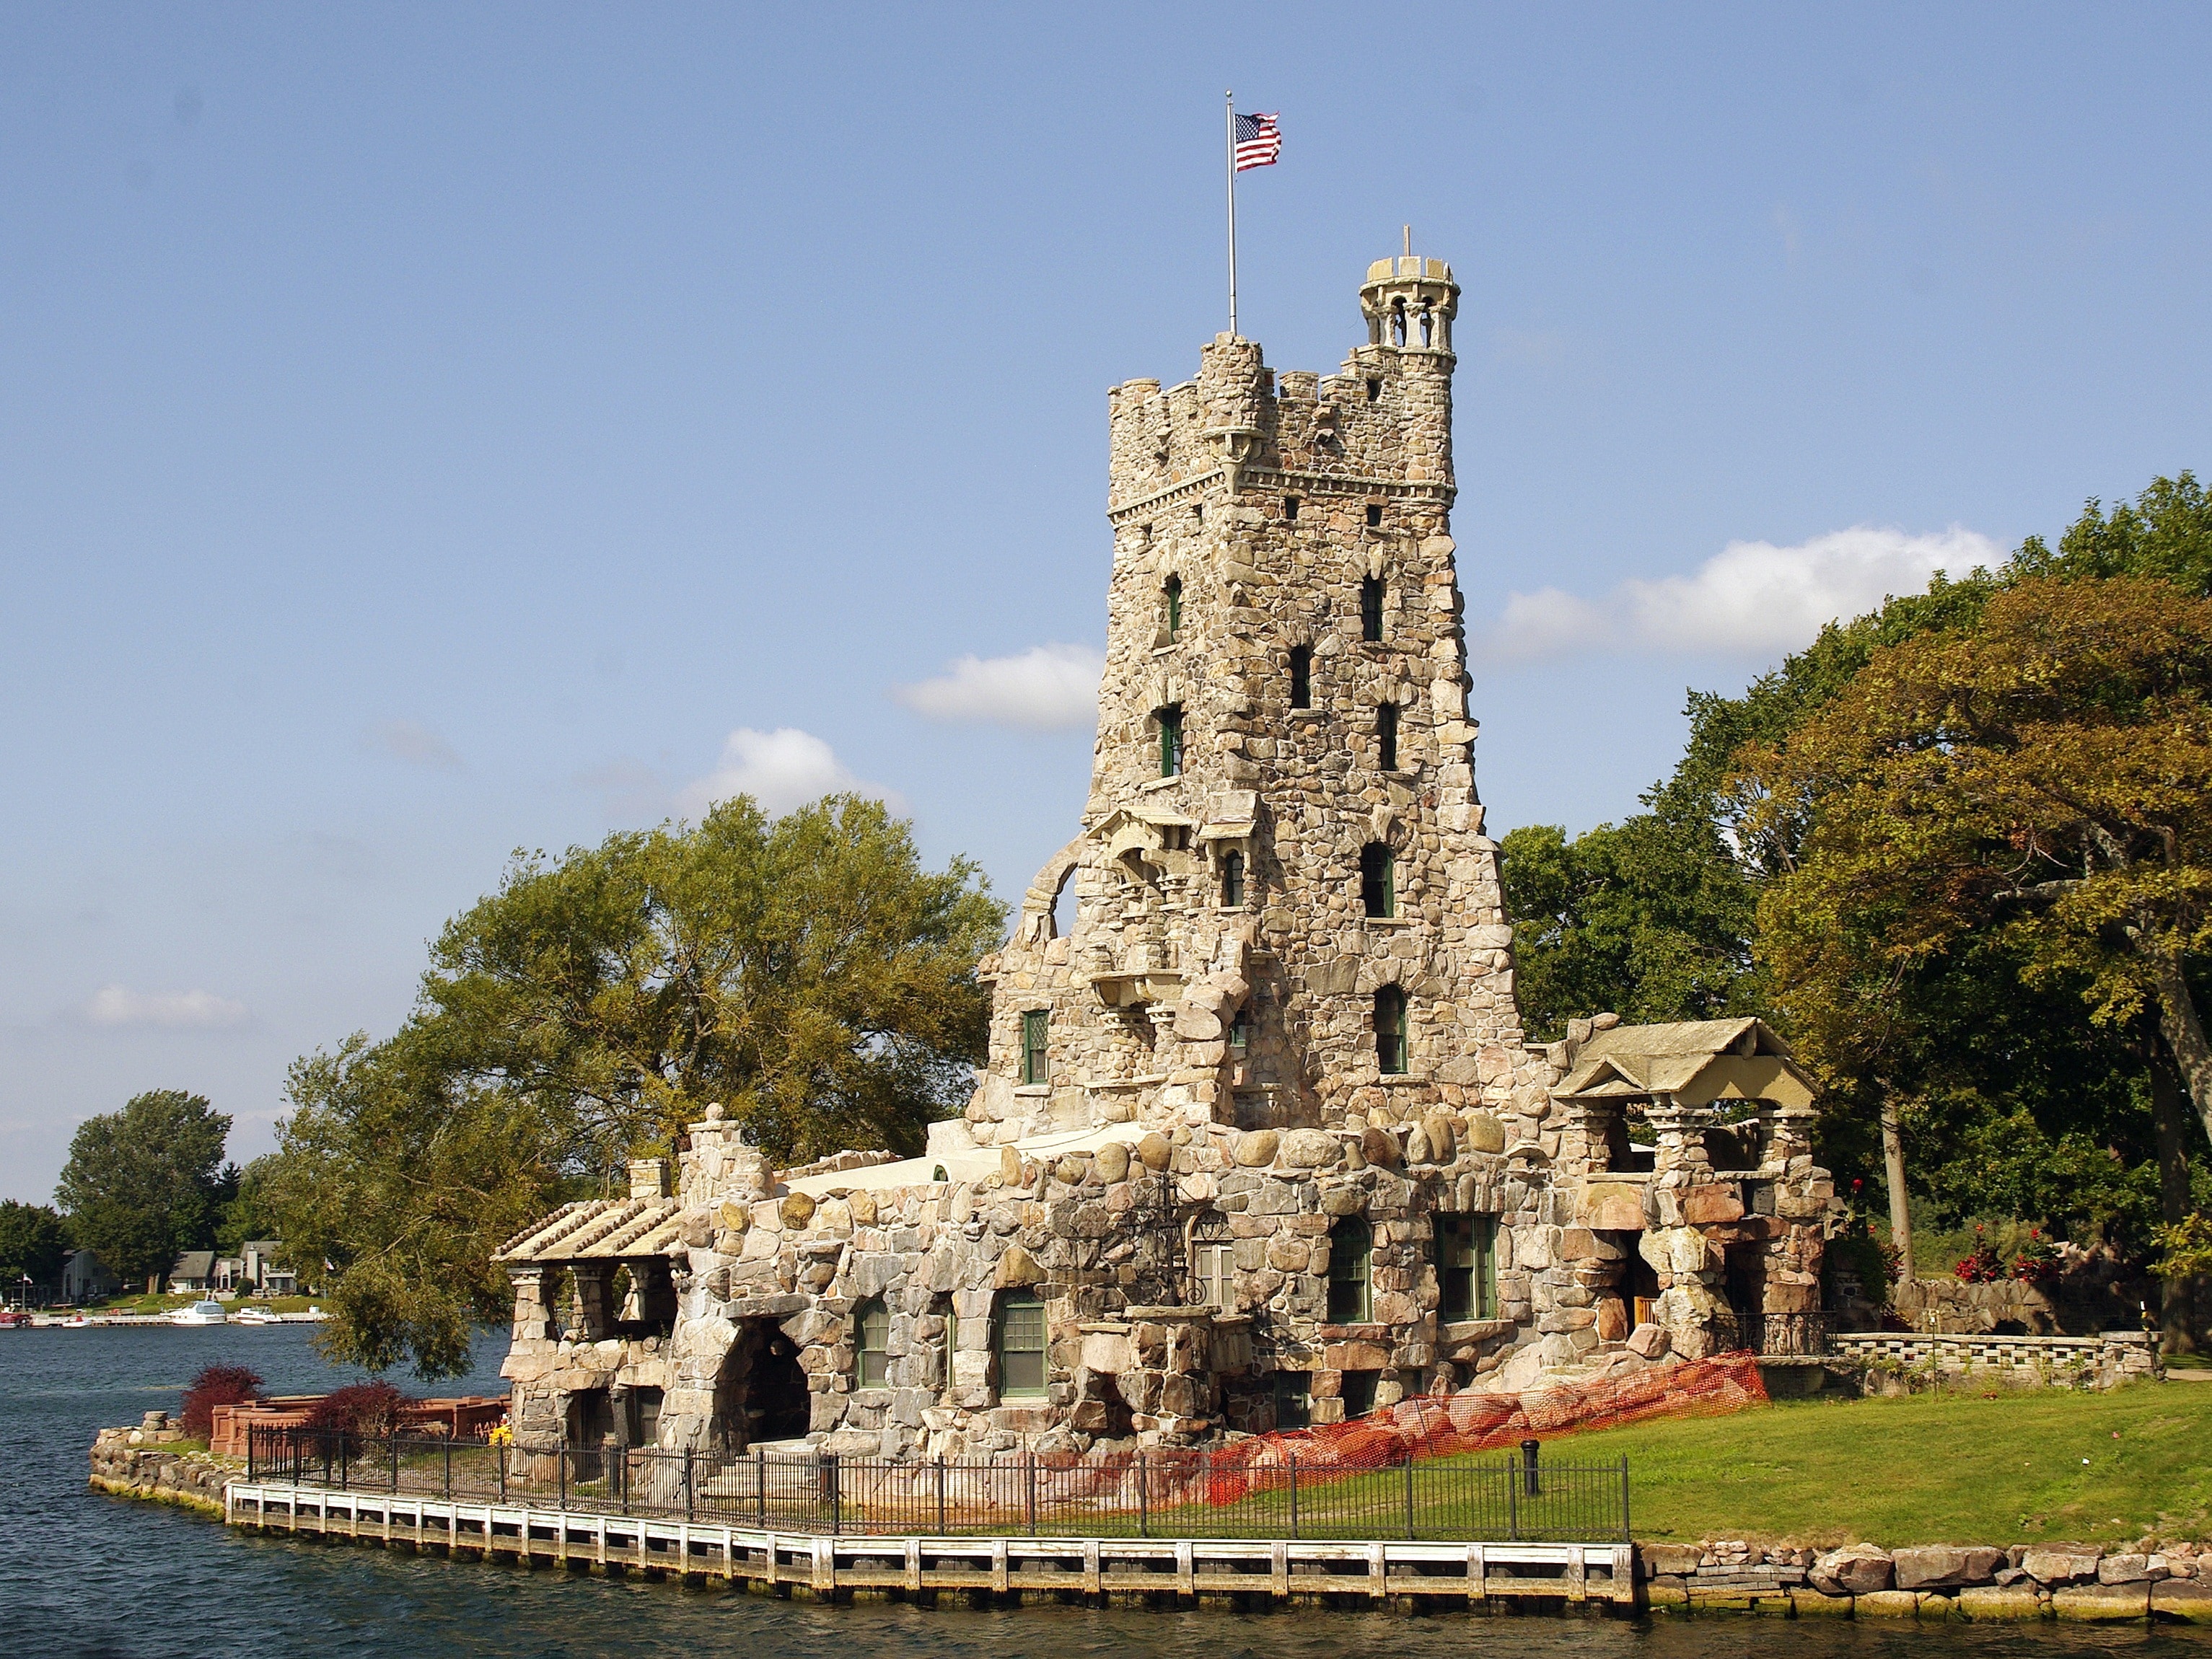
[[1374, 985, 1408, 1075], [1288, 644, 1312, 709], [1220, 850, 1245, 908], [856, 1298, 890, 1388], [1360, 843, 1395, 919], [1156, 705, 1183, 778], [1327, 1215, 1372, 1323], [1164, 574, 1182, 640], [995, 1290, 1048, 1399], [1377, 701, 1399, 770], [1360, 574, 1384, 639]]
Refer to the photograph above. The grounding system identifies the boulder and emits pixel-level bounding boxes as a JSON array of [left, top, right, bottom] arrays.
[[1423, 1113, 1459, 1161], [1280, 1128, 1338, 1169], [1054, 1156, 1089, 1186], [1093, 1141, 1131, 1184], [1594, 1297, 1630, 1342], [1462, 1111, 1506, 1153], [999, 1146, 1025, 1185], [1583, 1182, 1646, 1232], [1234, 1130, 1280, 1167], [1360, 1126, 1401, 1167], [2098, 1553, 2151, 1585], [1893, 1546, 2005, 1589], [2053, 1583, 2149, 1621], [1957, 1586, 2045, 1621], [1641, 1544, 1703, 1577], [2154, 1582, 2212, 1624], [995, 1244, 1043, 1288], [1625, 1323, 1671, 1360], [1136, 1132, 1172, 1172], [1681, 1185, 1745, 1224], [778, 1191, 817, 1228], [2022, 1545, 2103, 1585], [1813, 1544, 1894, 1596]]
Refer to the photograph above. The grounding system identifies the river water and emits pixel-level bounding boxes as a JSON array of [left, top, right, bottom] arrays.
[[3, 1323, 2199, 1658]]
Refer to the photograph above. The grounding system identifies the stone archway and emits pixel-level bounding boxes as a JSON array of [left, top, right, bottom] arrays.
[[710, 1319, 814, 1454]]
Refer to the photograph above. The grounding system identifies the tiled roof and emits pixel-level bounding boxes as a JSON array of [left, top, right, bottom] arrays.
[[490, 1198, 685, 1264]]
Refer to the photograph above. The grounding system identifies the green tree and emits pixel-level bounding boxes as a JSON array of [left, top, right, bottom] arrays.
[[53, 1090, 232, 1293], [269, 793, 1005, 1376], [0, 1200, 69, 1298], [216, 1154, 284, 1258]]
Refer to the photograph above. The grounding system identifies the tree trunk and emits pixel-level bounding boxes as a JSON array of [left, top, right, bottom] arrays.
[[2151, 1057, 2200, 1352], [1879, 1100, 1913, 1285], [2149, 949, 2212, 1149]]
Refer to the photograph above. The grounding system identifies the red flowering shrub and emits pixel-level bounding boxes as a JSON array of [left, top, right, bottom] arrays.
[[180, 1362, 262, 1441], [306, 1380, 413, 1439], [1954, 1226, 2006, 1283], [2010, 1227, 2059, 1282]]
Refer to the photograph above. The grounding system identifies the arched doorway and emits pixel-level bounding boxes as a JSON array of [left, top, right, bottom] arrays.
[[710, 1320, 815, 1455]]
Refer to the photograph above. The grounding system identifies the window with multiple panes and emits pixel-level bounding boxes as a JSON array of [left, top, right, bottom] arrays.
[[1360, 576, 1384, 641], [1157, 705, 1183, 777], [1327, 1215, 1372, 1323], [1377, 701, 1399, 770], [1374, 985, 1408, 1075], [1220, 850, 1245, 907], [995, 1290, 1047, 1398], [1273, 1370, 1311, 1429], [1360, 842, 1395, 919], [856, 1298, 890, 1387], [1189, 1215, 1235, 1310], [1434, 1213, 1498, 1321], [1288, 645, 1312, 709], [1163, 574, 1182, 638], [1020, 1009, 1049, 1085]]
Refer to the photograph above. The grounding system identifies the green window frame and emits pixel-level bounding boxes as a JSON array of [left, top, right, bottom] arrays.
[[1227, 1007, 1252, 1056], [1327, 1215, 1372, 1324], [1157, 705, 1183, 778], [1220, 849, 1245, 908], [1374, 985, 1408, 1075], [1020, 1009, 1049, 1086], [996, 1290, 1048, 1399], [1434, 1213, 1497, 1321], [1360, 843, 1395, 918], [1377, 701, 1399, 770], [856, 1298, 890, 1388], [1361, 575, 1384, 641]]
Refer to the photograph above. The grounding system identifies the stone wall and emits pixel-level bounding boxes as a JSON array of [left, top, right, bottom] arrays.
[[89, 1414, 234, 1518], [1641, 1536, 2212, 1622], [1832, 1329, 2160, 1389]]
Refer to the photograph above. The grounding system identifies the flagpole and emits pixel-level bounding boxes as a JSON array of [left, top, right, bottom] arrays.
[[1224, 89, 1238, 339]]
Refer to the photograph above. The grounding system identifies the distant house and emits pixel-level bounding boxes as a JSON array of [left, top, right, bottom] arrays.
[[214, 1257, 245, 1292], [241, 1240, 297, 1296], [167, 1251, 216, 1294], [61, 1248, 115, 1304]]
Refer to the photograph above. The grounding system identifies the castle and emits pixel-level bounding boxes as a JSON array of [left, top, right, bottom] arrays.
[[493, 255, 1835, 1469]]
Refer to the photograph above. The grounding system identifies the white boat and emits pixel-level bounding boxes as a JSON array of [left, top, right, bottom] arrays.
[[169, 1298, 228, 1326], [233, 1308, 280, 1325]]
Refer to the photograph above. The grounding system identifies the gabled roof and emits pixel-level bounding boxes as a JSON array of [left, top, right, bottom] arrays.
[[491, 1198, 685, 1265], [170, 1251, 216, 1277], [1554, 1017, 1815, 1108]]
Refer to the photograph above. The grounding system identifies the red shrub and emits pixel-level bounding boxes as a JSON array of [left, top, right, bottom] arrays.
[[180, 1362, 262, 1441], [306, 1380, 414, 1438]]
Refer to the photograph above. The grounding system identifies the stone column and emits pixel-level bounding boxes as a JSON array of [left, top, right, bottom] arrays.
[[569, 1264, 615, 1342], [508, 1266, 558, 1342]]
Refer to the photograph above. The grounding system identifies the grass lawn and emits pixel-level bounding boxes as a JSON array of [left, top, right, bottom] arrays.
[[1530, 1381, 2211, 1547]]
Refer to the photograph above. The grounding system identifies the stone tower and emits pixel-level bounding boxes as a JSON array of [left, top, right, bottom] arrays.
[[967, 254, 1525, 1145]]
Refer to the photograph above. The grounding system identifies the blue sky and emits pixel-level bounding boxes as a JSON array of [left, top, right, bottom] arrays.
[[4, 4, 2208, 1201]]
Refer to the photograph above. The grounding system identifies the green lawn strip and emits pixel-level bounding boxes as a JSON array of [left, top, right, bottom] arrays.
[[1514, 1383, 2211, 1547]]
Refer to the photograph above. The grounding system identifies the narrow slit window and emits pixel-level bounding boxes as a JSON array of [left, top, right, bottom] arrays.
[[1377, 702, 1399, 770], [1365, 503, 1383, 529], [996, 1290, 1047, 1399], [1327, 1215, 1372, 1323], [1374, 985, 1408, 1075], [1220, 850, 1245, 908], [1360, 842, 1395, 919], [856, 1298, 890, 1388], [1157, 705, 1183, 778], [1164, 574, 1182, 639], [1361, 576, 1384, 641], [1289, 645, 1312, 709], [1020, 1008, 1050, 1085]]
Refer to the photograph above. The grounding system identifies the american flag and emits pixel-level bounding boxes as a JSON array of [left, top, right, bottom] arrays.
[[1233, 112, 1281, 172]]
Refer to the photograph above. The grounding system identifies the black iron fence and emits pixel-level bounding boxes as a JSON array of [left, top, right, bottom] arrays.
[[246, 1425, 1628, 1543]]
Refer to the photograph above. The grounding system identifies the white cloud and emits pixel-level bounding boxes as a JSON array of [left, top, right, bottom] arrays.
[[82, 984, 251, 1029], [893, 643, 1103, 731], [1489, 525, 2003, 661], [365, 718, 463, 771], [675, 727, 897, 819]]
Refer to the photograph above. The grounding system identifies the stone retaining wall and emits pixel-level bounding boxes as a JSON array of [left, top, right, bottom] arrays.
[[89, 1418, 238, 1518], [1831, 1329, 2159, 1389], [1641, 1537, 2212, 1622]]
